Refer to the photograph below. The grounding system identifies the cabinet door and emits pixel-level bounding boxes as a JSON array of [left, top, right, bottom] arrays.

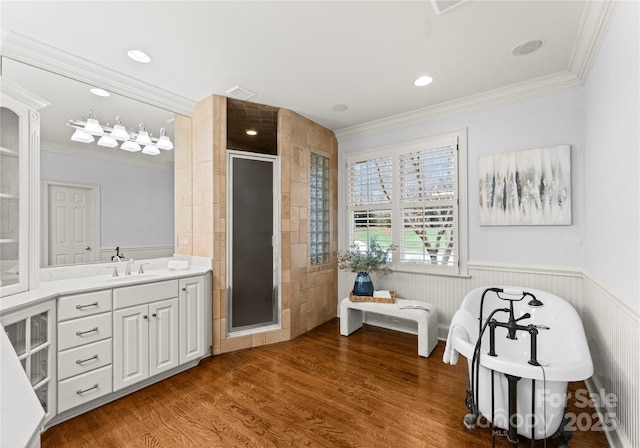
[[1, 300, 57, 422], [179, 277, 205, 364], [113, 304, 149, 391], [149, 298, 179, 377]]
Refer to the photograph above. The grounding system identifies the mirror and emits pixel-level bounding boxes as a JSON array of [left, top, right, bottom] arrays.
[[1, 57, 184, 267]]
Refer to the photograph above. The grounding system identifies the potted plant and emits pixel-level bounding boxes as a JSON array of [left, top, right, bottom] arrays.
[[336, 239, 397, 296]]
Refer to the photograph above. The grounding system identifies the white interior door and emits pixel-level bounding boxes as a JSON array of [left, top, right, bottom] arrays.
[[45, 182, 98, 265]]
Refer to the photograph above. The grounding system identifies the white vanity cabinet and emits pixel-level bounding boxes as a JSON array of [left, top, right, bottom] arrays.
[[112, 280, 180, 391], [179, 276, 205, 364], [2, 271, 209, 433], [56, 290, 113, 413], [1, 300, 57, 422]]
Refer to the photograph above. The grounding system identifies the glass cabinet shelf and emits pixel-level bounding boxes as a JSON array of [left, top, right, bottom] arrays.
[[1, 300, 56, 422]]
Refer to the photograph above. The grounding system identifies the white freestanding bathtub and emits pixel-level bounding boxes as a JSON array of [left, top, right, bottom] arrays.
[[444, 286, 593, 443]]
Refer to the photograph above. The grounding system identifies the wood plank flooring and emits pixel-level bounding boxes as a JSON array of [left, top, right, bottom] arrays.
[[42, 319, 609, 447]]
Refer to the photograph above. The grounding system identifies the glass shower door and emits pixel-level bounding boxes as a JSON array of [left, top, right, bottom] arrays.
[[227, 151, 280, 333]]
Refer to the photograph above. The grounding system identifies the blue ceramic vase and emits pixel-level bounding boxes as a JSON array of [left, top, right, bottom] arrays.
[[353, 272, 374, 296]]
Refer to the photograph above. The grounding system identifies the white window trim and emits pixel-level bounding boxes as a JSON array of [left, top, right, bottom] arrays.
[[343, 128, 468, 277]]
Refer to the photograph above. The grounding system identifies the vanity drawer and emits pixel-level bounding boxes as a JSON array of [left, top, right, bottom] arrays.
[[113, 280, 178, 309], [58, 312, 112, 351], [59, 290, 112, 321], [58, 338, 112, 381], [58, 365, 112, 413]]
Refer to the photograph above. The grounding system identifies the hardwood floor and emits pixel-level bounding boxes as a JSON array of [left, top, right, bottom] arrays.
[[42, 319, 609, 447]]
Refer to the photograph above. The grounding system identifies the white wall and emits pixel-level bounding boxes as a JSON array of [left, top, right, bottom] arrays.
[[41, 149, 175, 249], [583, 0, 639, 304], [339, 88, 585, 269], [580, 2, 639, 446]]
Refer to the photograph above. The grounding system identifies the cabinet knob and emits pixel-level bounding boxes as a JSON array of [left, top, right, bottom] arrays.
[[85, 246, 91, 251], [143, 315, 148, 319], [181, 288, 187, 292], [152, 313, 157, 318]]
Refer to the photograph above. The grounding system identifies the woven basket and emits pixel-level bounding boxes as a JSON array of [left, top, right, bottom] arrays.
[[349, 291, 396, 304]]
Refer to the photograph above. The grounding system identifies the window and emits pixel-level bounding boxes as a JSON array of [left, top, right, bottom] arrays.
[[345, 129, 467, 275], [310, 153, 330, 265]]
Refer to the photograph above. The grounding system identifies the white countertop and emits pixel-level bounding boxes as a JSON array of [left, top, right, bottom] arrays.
[[1, 257, 211, 316]]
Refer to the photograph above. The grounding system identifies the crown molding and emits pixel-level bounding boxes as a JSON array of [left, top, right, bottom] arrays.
[[1, 31, 195, 117], [568, 0, 619, 81], [336, 71, 583, 142], [0, 76, 50, 109], [336, 0, 617, 143]]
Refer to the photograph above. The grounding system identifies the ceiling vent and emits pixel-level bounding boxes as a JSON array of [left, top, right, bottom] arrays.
[[225, 85, 257, 101], [431, 0, 468, 15]]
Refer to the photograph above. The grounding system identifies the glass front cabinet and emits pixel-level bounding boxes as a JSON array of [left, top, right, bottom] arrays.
[[0, 79, 47, 297], [1, 300, 57, 422]]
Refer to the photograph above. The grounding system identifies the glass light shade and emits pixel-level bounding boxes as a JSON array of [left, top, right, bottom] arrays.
[[71, 129, 95, 143], [83, 118, 104, 136], [110, 124, 131, 141], [97, 134, 118, 148], [135, 130, 152, 146], [156, 135, 174, 150], [142, 144, 160, 155], [121, 140, 141, 152]]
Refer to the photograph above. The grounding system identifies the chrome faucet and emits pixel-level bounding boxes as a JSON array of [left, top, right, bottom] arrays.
[[125, 258, 134, 275]]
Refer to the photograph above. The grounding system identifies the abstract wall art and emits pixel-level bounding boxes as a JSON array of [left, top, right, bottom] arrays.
[[478, 145, 571, 226]]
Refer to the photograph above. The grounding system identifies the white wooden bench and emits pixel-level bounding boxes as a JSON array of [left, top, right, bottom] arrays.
[[339, 297, 438, 358]]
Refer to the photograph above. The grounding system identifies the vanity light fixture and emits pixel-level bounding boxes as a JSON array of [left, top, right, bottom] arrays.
[[110, 117, 131, 141], [127, 49, 152, 63], [67, 113, 173, 156], [142, 141, 160, 155], [71, 128, 95, 143], [121, 140, 142, 152], [414, 75, 433, 87], [156, 128, 174, 150], [83, 110, 104, 136], [246, 129, 258, 136], [134, 124, 153, 146], [97, 131, 118, 148]]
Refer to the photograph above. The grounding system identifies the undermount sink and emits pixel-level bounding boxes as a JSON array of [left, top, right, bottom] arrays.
[[106, 273, 162, 283]]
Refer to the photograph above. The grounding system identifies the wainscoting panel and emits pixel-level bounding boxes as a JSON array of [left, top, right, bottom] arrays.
[[582, 273, 639, 448], [341, 263, 583, 340], [98, 245, 174, 262]]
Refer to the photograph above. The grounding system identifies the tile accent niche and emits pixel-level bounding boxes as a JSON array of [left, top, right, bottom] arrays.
[[175, 95, 338, 354]]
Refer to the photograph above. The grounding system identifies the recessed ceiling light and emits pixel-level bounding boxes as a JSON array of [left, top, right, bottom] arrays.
[[414, 75, 433, 87], [331, 104, 348, 112], [512, 39, 544, 56], [246, 129, 258, 136], [90, 87, 110, 97], [127, 49, 152, 63]]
